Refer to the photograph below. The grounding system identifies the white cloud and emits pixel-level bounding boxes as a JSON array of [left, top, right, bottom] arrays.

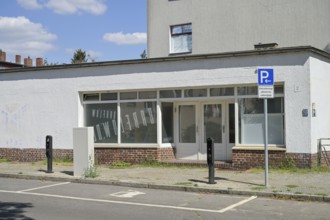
[[17, 0, 43, 10], [0, 16, 57, 58], [86, 50, 103, 61], [103, 32, 147, 45], [17, 0, 107, 15]]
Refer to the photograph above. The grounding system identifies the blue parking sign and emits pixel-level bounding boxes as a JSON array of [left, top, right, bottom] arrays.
[[258, 69, 274, 86]]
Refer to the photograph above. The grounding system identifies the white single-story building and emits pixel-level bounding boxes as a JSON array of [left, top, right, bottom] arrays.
[[0, 46, 329, 168]]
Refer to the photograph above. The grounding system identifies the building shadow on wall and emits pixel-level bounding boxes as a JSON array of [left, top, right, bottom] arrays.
[[0, 202, 34, 220]]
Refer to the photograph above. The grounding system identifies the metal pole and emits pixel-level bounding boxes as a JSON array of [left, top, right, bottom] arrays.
[[207, 138, 216, 184], [46, 135, 53, 173], [264, 99, 269, 187]]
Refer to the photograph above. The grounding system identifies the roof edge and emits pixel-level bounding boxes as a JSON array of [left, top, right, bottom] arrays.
[[0, 46, 329, 74]]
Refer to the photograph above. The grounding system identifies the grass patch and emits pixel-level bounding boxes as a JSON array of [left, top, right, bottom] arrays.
[[315, 193, 328, 197], [84, 156, 98, 178], [109, 161, 132, 168], [286, 184, 298, 189], [139, 157, 161, 166], [84, 165, 98, 178], [248, 165, 330, 174], [0, 158, 12, 163], [250, 186, 268, 191], [32, 160, 47, 166], [135, 157, 201, 169], [31, 156, 73, 166], [278, 156, 297, 170], [55, 156, 73, 165]]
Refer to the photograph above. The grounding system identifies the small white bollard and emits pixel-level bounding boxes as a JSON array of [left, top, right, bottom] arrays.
[[73, 127, 94, 177]]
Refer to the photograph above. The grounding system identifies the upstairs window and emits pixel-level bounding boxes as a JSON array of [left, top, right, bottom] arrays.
[[170, 24, 192, 54]]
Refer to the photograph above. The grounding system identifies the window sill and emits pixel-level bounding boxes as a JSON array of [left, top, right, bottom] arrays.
[[169, 51, 192, 56], [232, 145, 286, 151], [95, 143, 159, 148], [94, 143, 175, 148]]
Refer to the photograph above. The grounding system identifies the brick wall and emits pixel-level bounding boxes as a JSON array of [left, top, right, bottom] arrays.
[[0, 148, 72, 162], [95, 147, 176, 164], [156, 147, 176, 161], [1, 147, 326, 169], [0, 147, 176, 164], [232, 149, 319, 169]]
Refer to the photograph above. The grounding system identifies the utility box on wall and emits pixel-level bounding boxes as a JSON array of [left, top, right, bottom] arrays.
[[73, 127, 94, 177]]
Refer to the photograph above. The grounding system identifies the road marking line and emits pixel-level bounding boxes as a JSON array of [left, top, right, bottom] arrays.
[[17, 182, 71, 193], [218, 196, 257, 213], [110, 190, 146, 198], [0, 189, 254, 214]]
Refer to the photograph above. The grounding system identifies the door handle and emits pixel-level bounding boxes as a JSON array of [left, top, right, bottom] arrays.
[[223, 125, 225, 133]]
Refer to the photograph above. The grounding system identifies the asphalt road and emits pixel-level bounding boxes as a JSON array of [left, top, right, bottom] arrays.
[[0, 177, 329, 220]]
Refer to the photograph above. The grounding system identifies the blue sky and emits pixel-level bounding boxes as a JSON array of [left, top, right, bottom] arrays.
[[0, 0, 147, 64]]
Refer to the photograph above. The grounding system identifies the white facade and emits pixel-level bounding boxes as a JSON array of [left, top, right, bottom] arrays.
[[1, 47, 329, 161], [148, 0, 330, 58]]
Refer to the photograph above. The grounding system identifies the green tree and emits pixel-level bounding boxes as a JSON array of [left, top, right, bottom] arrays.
[[71, 49, 88, 64]]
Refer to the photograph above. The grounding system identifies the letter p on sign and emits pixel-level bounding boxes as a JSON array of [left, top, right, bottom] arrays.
[[258, 69, 274, 86]]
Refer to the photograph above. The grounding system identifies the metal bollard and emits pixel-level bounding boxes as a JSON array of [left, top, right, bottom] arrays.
[[207, 138, 216, 184], [45, 135, 53, 173]]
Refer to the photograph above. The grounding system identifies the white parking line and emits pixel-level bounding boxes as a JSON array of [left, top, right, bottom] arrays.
[[17, 182, 71, 193], [110, 190, 146, 198], [219, 196, 257, 212], [0, 189, 257, 214]]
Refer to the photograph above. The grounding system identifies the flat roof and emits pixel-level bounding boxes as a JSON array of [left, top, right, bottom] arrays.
[[0, 46, 329, 74], [0, 61, 24, 69]]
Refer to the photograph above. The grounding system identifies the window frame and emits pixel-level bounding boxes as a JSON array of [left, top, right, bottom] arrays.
[[169, 23, 192, 54], [237, 85, 285, 147], [81, 84, 285, 148]]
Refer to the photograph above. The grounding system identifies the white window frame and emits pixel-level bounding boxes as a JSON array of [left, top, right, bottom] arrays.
[[169, 23, 192, 54]]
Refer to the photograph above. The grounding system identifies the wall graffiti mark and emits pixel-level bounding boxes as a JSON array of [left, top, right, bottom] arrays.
[[0, 104, 29, 147], [0, 104, 28, 132]]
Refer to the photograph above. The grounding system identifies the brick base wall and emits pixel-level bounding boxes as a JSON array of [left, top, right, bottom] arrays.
[[0, 148, 72, 162], [232, 149, 318, 169], [0, 147, 176, 164], [1, 147, 326, 169], [95, 147, 176, 164]]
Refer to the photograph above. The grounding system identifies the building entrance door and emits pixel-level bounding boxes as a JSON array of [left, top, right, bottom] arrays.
[[175, 102, 235, 161], [175, 103, 200, 160]]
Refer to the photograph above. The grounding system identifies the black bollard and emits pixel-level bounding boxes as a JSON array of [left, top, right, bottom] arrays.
[[45, 135, 53, 173], [207, 138, 216, 184]]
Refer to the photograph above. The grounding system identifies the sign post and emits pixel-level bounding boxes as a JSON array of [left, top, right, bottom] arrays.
[[258, 68, 274, 187]]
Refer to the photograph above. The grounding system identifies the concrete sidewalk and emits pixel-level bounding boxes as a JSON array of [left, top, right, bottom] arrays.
[[0, 162, 329, 202]]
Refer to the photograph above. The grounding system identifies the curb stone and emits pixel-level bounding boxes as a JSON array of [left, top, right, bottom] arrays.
[[0, 173, 329, 203]]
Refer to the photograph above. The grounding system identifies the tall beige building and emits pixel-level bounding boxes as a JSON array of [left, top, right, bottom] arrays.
[[147, 0, 330, 58]]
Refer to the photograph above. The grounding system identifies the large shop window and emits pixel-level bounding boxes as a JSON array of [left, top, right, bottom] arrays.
[[170, 24, 192, 54], [239, 98, 284, 145], [85, 103, 118, 143], [120, 102, 157, 143]]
